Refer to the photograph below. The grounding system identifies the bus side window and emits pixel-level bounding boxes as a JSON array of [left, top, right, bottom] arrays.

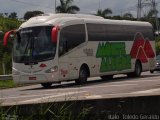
[[59, 24, 85, 56]]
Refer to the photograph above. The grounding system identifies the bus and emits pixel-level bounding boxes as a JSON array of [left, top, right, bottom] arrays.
[[3, 13, 156, 88]]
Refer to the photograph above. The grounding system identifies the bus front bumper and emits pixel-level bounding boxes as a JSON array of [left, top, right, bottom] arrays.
[[13, 73, 58, 85]]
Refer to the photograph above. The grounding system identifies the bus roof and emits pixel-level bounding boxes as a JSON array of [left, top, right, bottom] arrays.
[[20, 13, 103, 28], [20, 13, 152, 28], [85, 19, 152, 27]]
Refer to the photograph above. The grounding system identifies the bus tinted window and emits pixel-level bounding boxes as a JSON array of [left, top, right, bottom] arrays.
[[87, 23, 153, 41], [59, 24, 85, 56]]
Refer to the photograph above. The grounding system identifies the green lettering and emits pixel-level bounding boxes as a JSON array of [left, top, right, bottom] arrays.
[[97, 42, 131, 72]]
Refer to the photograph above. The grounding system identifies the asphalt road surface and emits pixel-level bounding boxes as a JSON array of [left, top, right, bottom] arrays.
[[1, 72, 160, 106]]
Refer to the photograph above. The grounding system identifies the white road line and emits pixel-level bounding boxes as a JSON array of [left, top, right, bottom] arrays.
[[19, 91, 86, 103], [85, 95, 102, 99], [100, 76, 160, 85], [96, 88, 160, 97], [109, 84, 137, 87], [0, 93, 60, 100], [131, 88, 160, 94]]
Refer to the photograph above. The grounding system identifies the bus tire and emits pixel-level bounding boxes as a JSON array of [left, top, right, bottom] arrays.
[[101, 75, 113, 80], [75, 66, 88, 85], [127, 60, 142, 77], [128, 60, 142, 78], [134, 60, 142, 77], [41, 83, 52, 88], [150, 70, 154, 74]]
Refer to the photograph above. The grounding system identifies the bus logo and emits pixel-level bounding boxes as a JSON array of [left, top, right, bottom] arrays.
[[96, 42, 131, 72]]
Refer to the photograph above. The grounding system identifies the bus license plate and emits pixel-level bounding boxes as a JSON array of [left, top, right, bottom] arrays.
[[29, 77, 37, 80]]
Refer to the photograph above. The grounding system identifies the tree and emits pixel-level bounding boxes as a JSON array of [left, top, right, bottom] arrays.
[[142, 9, 159, 31], [145, 9, 158, 19], [0, 13, 3, 17], [56, 0, 80, 14], [0, 16, 22, 74], [112, 15, 122, 20], [96, 8, 112, 18], [24, 11, 44, 20], [8, 12, 17, 19], [123, 13, 133, 20], [4, 13, 8, 17]]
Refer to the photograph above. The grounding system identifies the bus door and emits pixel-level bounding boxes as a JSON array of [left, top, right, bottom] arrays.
[[58, 21, 85, 81], [58, 35, 70, 81]]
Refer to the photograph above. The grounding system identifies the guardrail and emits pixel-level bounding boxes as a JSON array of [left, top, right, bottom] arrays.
[[0, 75, 12, 80]]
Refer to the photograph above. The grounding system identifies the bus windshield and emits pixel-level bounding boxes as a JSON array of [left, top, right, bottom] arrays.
[[13, 26, 56, 63]]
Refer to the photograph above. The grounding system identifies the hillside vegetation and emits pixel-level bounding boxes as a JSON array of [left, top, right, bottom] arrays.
[[0, 17, 22, 74]]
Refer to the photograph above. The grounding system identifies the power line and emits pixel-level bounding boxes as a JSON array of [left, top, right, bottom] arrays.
[[114, 4, 137, 16], [137, 0, 159, 18], [137, 0, 159, 31]]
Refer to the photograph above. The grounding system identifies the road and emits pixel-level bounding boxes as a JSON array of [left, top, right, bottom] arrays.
[[1, 72, 160, 106]]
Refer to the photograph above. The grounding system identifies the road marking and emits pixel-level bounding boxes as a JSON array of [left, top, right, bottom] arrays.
[[109, 84, 137, 87], [0, 91, 86, 100], [85, 95, 102, 99], [0, 93, 60, 100], [131, 88, 160, 94], [19, 91, 86, 103], [93, 88, 160, 98]]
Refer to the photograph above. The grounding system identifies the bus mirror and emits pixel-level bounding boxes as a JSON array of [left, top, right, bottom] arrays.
[[51, 26, 59, 43], [3, 30, 15, 46]]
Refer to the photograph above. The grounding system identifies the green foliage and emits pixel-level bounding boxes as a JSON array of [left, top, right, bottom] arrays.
[[0, 16, 22, 74], [23, 11, 44, 20], [0, 103, 93, 120], [8, 12, 18, 19], [56, 0, 80, 13], [123, 13, 133, 20], [96, 8, 112, 18], [0, 80, 15, 89], [155, 36, 160, 54]]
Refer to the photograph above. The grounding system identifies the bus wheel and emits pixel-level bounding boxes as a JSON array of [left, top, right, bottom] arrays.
[[101, 75, 113, 80], [150, 70, 154, 74], [75, 66, 88, 85], [41, 83, 52, 88], [127, 61, 142, 78], [134, 61, 142, 77]]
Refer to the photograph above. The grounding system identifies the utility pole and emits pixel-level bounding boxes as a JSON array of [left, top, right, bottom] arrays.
[[55, 0, 57, 13], [137, 0, 159, 31], [137, 0, 157, 19], [152, 0, 159, 32], [98, 0, 101, 10], [2, 63, 5, 75], [137, 0, 142, 20]]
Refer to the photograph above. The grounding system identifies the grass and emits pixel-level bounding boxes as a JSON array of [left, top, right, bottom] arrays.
[[0, 80, 15, 89], [0, 103, 93, 120]]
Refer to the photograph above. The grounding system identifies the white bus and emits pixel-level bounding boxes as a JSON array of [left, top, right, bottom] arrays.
[[3, 14, 156, 88]]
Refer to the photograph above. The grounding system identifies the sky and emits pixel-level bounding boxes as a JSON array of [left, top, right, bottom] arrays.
[[0, 0, 160, 18]]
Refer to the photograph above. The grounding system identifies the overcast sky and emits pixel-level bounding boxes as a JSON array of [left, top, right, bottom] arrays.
[[0, 0, 160, 18]]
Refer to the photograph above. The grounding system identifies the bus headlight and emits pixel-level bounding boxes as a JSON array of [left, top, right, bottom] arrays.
[[45, 66, 58, 73]]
